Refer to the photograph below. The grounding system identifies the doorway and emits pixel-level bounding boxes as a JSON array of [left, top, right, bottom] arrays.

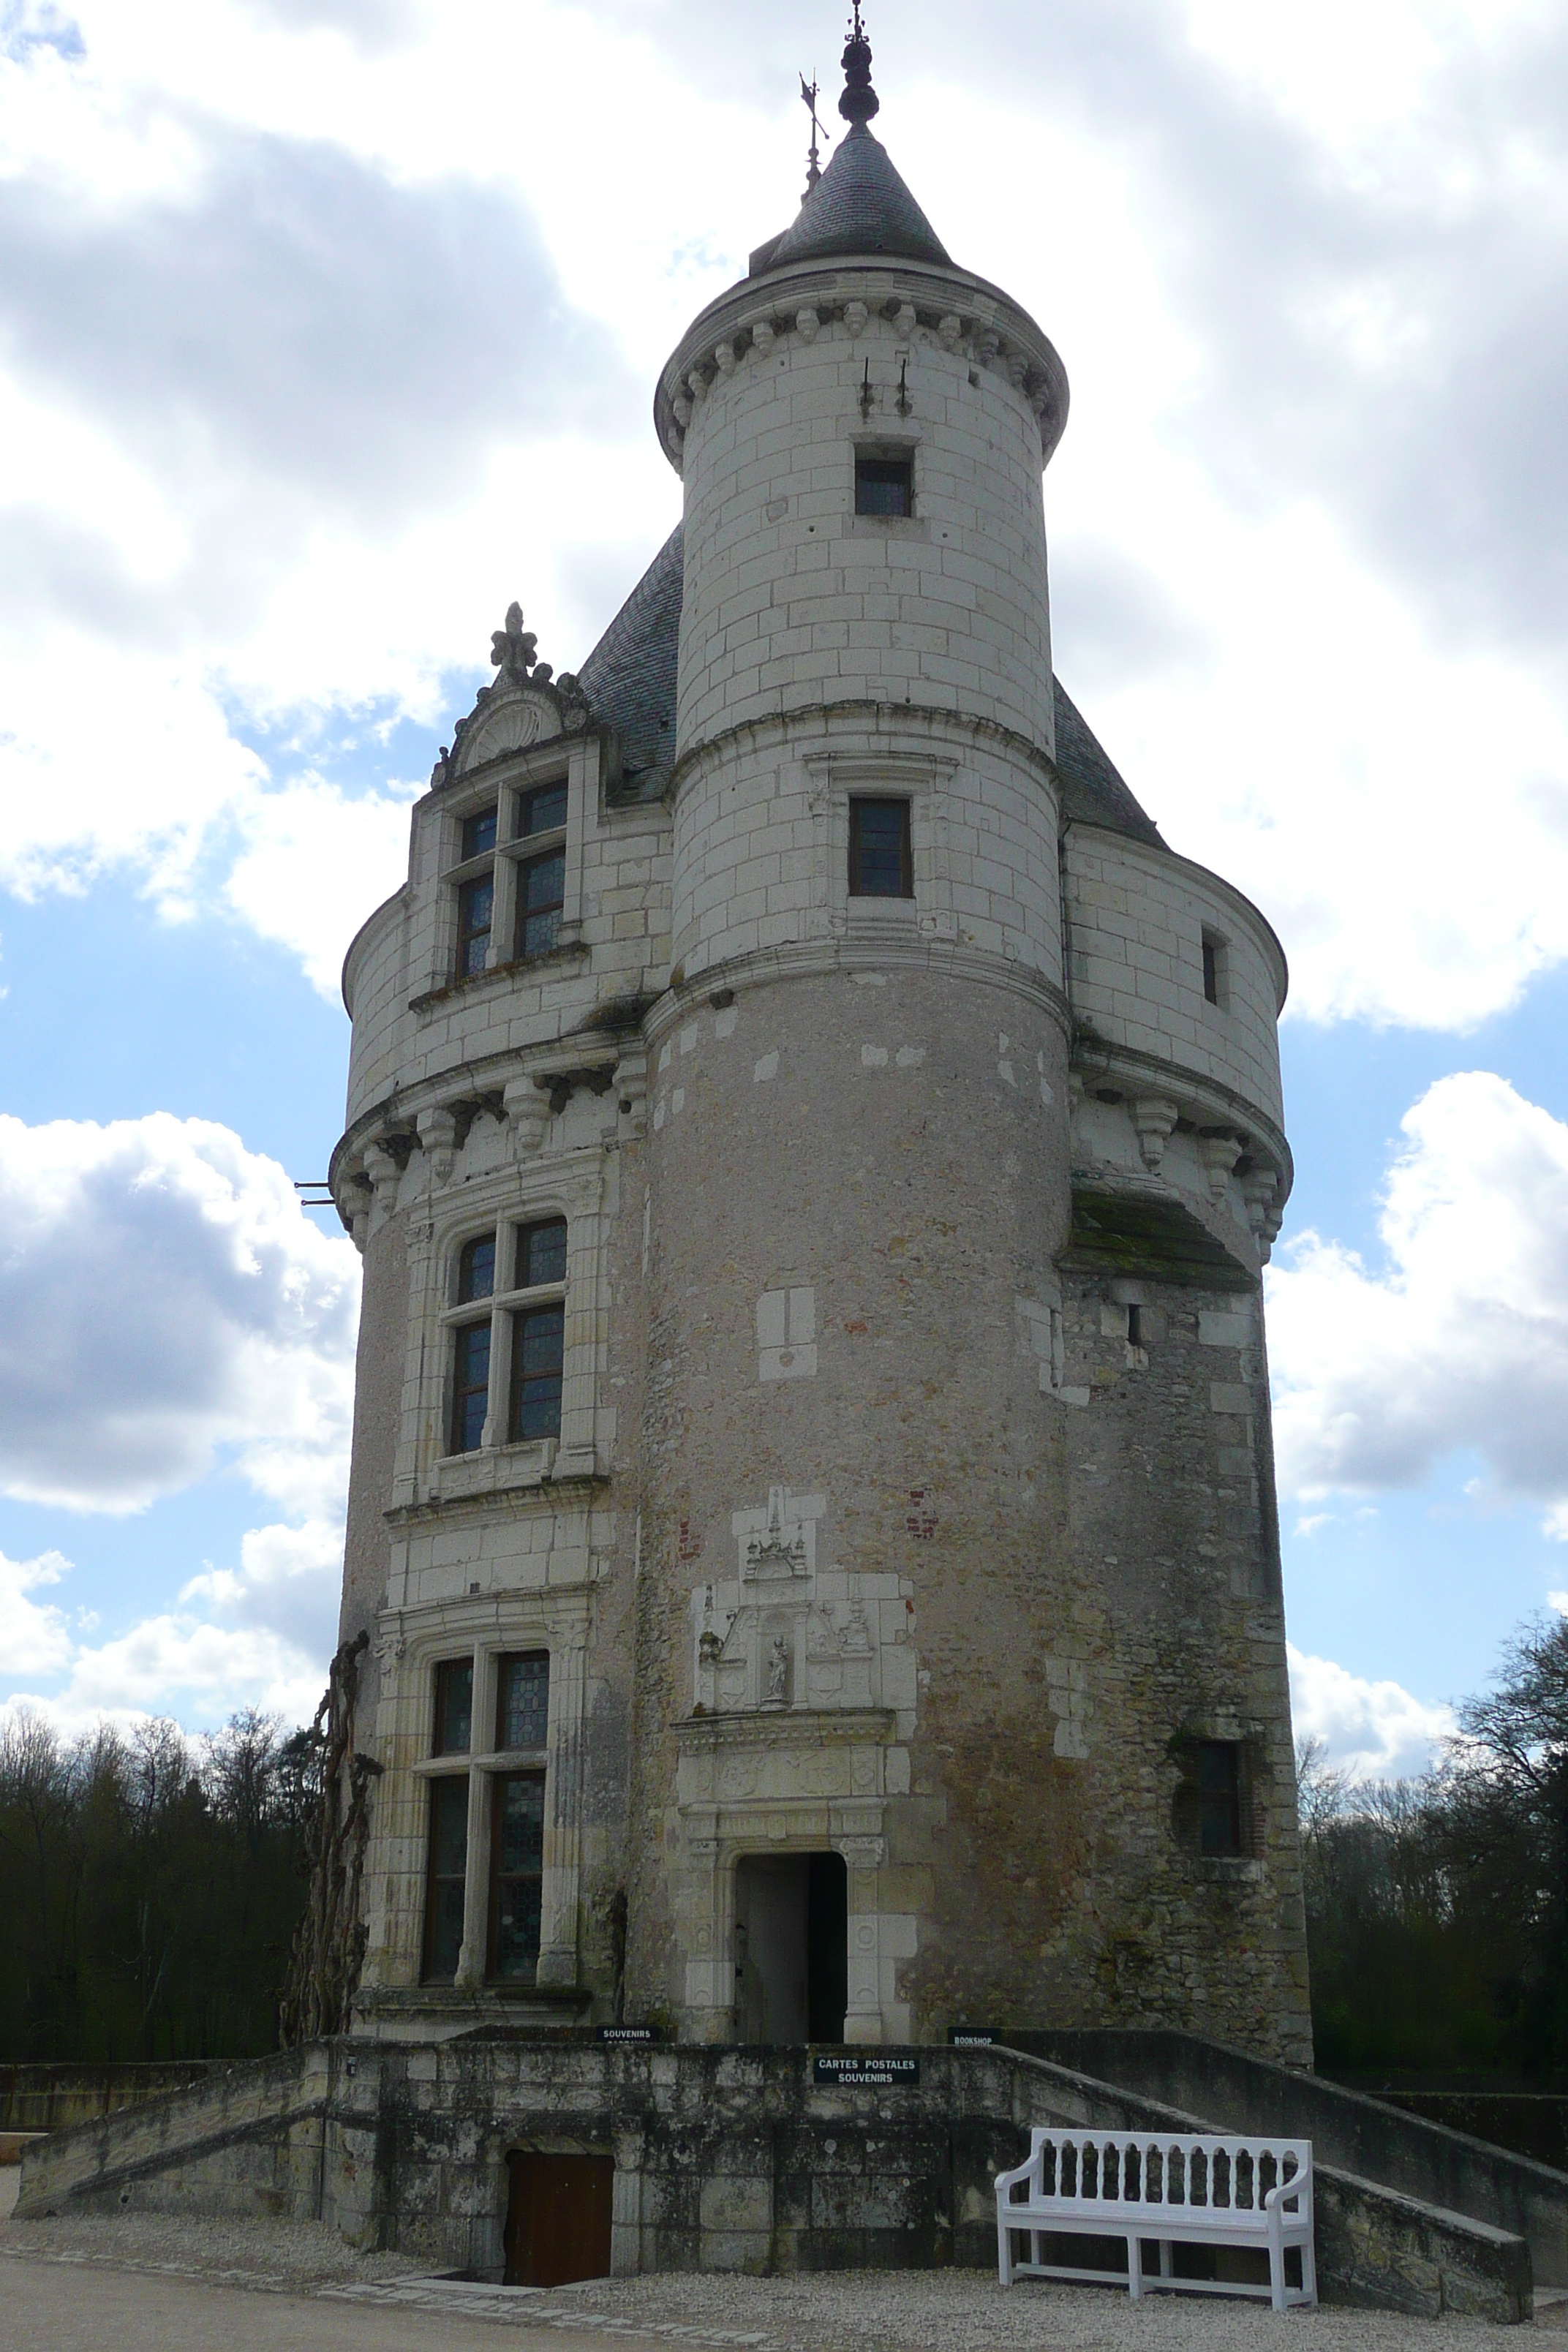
[[503, 2151, 613, 2285], [734, 1850, 848, 2042]]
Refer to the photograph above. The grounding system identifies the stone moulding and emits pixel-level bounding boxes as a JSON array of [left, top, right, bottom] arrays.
[[675, 1705, 897, 1754], [654, 257, 1071, 471]]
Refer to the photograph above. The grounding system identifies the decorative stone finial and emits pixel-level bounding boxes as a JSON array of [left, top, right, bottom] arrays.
[[490, 601, 538, 685], [838, 1, 879, 127]]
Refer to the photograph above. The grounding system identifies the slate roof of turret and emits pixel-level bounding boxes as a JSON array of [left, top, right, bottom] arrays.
[[752, 123, 951, 275], [579, 527, 1166, 848]]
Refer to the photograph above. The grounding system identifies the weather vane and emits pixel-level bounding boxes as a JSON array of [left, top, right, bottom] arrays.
[[799, 69, 825, 197]]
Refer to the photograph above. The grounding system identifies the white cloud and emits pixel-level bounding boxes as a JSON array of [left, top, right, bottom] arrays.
[[1267, 1071, 1568, 1527], [0, 1110, 359, 1515], [1289, 1641, 1453, 1779], [0, 1547, 75, 1676], [5, 1611, 327, 1736], [181, 1514, 343, 1654]]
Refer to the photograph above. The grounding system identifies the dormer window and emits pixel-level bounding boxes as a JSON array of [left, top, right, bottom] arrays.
[[462, 806, 498, 861], [518, 849, 565, 959], [521, 782, 568, 837], [456, 874, 494, 978]]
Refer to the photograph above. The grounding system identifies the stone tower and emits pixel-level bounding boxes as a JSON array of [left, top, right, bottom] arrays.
[[330, 19, 1310, 2065]]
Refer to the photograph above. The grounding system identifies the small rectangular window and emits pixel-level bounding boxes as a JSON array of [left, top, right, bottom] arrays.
[[458, 1233, 496, 1303], [423, 1772, 469, 1981], [1126, 1303, 1142, 1348], [451, 1320, 491, 1453], [456, 872, 494, 977], [516, 1215, 567, 1290], [855, 455, 913, 517], [497, 1651, 550, 1752], [1196, 1741, 1243, 1855], [517, 848, 565, 959], [461, 805, 498, 862], [520, 781, 568, 837], [848, 797, 913, 898], [1202, 930, 1228, 1008], [489, 1772, 545, 1980], [510, 1303, 565, 1442]]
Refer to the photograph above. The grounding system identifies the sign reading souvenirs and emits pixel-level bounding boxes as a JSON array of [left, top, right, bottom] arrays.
[[597, 2025, 660, 2045], [812, 2053, 920, 2087]]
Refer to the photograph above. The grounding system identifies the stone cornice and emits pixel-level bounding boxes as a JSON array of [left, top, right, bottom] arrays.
[[674, 1706, 897, 1754], [668, 697, 1058, 806], [645, 933, 1072, 1052], [1070, 1031, 1293, 1199], [656, 259, 1069, 472]]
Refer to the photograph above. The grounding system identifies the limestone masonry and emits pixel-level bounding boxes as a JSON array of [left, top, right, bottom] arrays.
[[328, 20, 1311, 2068]]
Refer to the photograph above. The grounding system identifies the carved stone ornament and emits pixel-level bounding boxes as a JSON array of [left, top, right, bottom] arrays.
[[445, 600, 594, 777], [744, 1488, 810, 1580]]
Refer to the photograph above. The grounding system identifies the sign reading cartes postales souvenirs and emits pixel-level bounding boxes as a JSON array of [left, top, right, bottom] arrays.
[[812, 2053, 919, 2087], [597, 2025, 659, 2044]]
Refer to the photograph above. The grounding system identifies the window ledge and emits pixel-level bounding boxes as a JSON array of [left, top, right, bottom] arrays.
[[410, 941, 588, 1016], [848, 514, 931, 540], [1192, 1854, 1265, 1882]]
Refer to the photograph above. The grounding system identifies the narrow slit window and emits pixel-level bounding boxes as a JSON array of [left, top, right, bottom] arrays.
[[457, 1233, 496, 1304], [519, 781, 568, 837], [1196, 1741, 1244, 1856], [516, 1215, 567, 1290], [510, 1303, 565, 1442], [1202, 930, 1228, 1008], [1126, 1304, 1142, 1348], [451, 1319, 491, 1453], [489, 1772, 545, 1980], [518, 848, 565, 959], [422, 1772, 469, 1982], [456, 872, 494, 977], [432, 1656, 473, 1754], [848, 798, 913, 898], [855, 455, 913, 517], [497, 1652, 550, 1752]]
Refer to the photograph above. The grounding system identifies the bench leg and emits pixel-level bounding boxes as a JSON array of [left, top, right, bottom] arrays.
[[997, 2222, 1011, 2287], [1267, 2217, 1286, 2314], [1158, 2238, 1173, 2280], [1300, 2230, 1318, 2309], [1127, 2235, 1143, 2299]]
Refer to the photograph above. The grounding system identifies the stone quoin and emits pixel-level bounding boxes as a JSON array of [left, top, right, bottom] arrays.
[[328, 7, 1309, 2067]]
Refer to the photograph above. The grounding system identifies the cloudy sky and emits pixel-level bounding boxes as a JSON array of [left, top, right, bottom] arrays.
[[1, 0, 1566, 1776]]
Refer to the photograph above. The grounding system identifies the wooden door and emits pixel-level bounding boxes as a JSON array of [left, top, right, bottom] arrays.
[[504, 2151, 614, 2287]]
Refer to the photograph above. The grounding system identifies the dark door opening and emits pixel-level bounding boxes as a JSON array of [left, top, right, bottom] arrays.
[[734, 1850, 847, 2043], [504, 2151, 613, 2285]]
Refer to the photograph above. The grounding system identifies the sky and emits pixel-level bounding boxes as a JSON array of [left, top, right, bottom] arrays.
[[1, 0, 1566, 1779]]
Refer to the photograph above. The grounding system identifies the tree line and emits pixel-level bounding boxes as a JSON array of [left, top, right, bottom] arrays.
[[1300, 1612, 1568, 2079], [0, 1707, 314, 2062]]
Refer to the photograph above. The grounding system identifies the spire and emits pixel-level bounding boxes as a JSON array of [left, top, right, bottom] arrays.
[[750, 7, 951, 276], [838, 3, 879, 128], [800, 71, 825, 203]]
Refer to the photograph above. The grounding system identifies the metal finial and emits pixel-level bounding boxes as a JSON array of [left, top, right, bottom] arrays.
[[839, 1, 878, 126], [799, 71, 825, 198]]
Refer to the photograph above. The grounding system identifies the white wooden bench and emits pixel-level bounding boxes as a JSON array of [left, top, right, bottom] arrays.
[[995, 2127, 1316, 2311]]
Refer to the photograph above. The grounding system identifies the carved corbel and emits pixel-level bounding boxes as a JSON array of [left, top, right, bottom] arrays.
[[751, 320, 775, 356], [334, 1171, 372, 1254], [415, 1105, 459, 1188], [615, 1048, 649, 1138], [1131, 1097, 1180, 1172], [894, 301, 916, 340], [713, 339, 736, 376], [503, 1075, 551, 1158], [1243, 1166, 1283, 1254], [1199, 1130, 1245, 1202], [844, 299, 869, 339], [795, 306, 821, 343], [361, 1141, 403, 1222], [938, 314, 962, 351], [1005, 350, 1030, 389]]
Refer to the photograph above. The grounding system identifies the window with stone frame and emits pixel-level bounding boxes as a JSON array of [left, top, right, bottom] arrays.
[[1172, 1735, 1254, 1858], [453, 804, 498, 979], [488, 1771, 546, 1979], [442, 1215, 569, 1458], [422, 1658, 474, 1983], [496, 1651, 550, 1752], [848, 796, 913, 897]]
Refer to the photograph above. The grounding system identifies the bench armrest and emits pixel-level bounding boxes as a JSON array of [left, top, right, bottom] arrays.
[[993, 2158, 1041, 2201], [1264, 2171, 1311, 2214]]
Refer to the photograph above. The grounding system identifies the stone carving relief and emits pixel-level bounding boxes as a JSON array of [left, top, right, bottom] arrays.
[[690, 1486, 917, 1727], [448, 600, 592, 775]]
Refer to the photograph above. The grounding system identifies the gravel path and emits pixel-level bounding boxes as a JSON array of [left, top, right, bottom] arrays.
[[4, 2190, 1568, 2347]]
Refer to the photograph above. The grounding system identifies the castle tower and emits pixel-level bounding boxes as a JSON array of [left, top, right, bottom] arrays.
[[331, 18, 1309, 2063]]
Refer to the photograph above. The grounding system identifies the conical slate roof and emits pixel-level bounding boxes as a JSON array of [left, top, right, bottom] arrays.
[[755, 121, 951, 274], [578, 530, 1166, 850]]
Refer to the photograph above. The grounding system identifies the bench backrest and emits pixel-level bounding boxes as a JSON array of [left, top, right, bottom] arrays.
[[1006, 2130, 1312, 2218]]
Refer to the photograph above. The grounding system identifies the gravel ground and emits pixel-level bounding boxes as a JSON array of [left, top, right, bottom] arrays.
[[4, 2190, 1568, 2347]]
